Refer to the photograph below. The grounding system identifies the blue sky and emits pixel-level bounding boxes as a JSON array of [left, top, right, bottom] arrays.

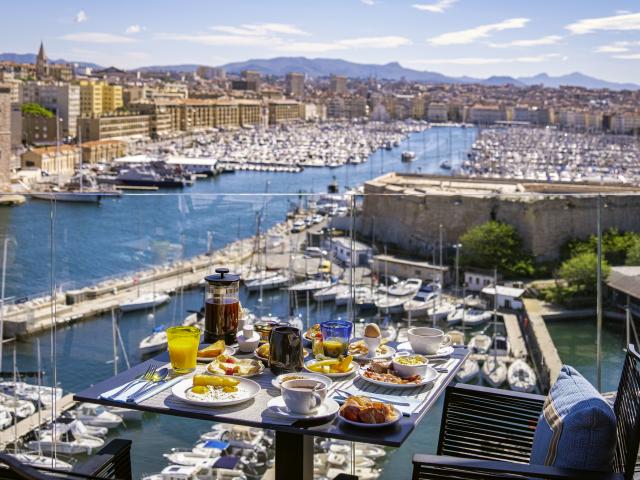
[[2, 0, 640, 81]]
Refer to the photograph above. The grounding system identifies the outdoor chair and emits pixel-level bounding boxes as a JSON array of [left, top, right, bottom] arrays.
[[412, 345, 640, 480], [0, 439, 132, 480]]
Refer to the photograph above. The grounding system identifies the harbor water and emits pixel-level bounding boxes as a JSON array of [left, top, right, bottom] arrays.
[[0, 125, 623, 478]]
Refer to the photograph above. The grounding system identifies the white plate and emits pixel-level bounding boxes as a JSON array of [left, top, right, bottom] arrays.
[[206, 359, 265, 378], [349, 344, 396, 361], [197, 346, 236, 363], [171, 377, 260, 407], [304, 360, 359, 378], [271, 372, 332, 390], [266, 396, 339, 420], [358, 365, 439, 389], [339, 406, 402, 428], [396, 342, 454, 358]]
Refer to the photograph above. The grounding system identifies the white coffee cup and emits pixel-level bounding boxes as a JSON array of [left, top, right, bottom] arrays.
[[407, 327, 451, 355], [281, 379, 327, 415]]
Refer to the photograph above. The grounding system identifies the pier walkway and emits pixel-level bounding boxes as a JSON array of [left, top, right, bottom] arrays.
[[0, 393, 76, 448]]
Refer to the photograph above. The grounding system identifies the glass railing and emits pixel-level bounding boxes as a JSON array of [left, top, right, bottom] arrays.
[[1, 122, 637, 479]]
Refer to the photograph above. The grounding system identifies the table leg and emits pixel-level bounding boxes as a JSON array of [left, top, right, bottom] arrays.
[[275, 431, 313, 480]]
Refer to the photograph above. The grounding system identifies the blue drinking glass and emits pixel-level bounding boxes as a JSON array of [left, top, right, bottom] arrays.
[[320, 320, 353, 357]]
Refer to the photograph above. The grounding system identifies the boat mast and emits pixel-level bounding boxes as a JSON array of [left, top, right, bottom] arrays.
[[493, 268, 498, 364], [596, 194, 603, 392], [78, 123, 83, 193]]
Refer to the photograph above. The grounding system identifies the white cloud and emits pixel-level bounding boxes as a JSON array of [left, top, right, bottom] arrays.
[[209, 23, 308, 36], [412, 0, 458, 13], [409, 53, 561, 65], [339, 36, 411, 48], [126, 24, 144, 34], [276, 42, 347, 54], [566, 12, 640, 35], [594, 40, 640, 53], [489, 35, 563, 48], [360, 0, 376, 5], [428, 18, 529, 45], [613, 53, 640, 60], [74, 10, 88, 23], [60, 32, 137, 44]]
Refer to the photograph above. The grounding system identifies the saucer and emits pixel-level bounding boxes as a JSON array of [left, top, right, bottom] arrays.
[[396, 342, 454, 358], [266, 397, 340, 420]]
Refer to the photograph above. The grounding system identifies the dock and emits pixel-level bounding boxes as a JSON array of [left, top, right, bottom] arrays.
[[0, 393, 76, 448]]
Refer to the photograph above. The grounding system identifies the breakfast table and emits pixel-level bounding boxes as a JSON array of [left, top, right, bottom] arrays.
[[75, 342, 469, 480]]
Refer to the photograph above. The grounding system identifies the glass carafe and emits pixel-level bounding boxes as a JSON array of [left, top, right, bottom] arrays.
[[204, 267, 240, 344]]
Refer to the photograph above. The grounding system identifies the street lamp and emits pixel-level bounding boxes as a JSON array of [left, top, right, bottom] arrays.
[[453, 243, 462, 298]]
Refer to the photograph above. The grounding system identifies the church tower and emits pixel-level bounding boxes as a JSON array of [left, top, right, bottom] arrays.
[[36, 41, 48, 79]]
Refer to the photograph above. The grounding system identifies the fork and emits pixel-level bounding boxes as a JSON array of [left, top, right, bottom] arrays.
[[107, 365, 157, 400]]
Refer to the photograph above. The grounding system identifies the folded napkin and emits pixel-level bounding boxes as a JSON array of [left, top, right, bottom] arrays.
[[100, 373, 183, 404]]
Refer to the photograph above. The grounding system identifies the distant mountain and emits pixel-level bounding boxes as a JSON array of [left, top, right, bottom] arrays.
[[0, 52, 102, 70], [2, 52, 638, 90], [517, 72, 639, 91]]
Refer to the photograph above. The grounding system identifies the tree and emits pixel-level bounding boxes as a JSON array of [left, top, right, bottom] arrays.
[[559, 252, 610, 294], [459, 221, 534, 277], [626, 239, 640, 266], [21, 102, 53, 118]]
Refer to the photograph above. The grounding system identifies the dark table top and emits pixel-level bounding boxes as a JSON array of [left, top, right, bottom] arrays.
[[75, 344, 468, 448]]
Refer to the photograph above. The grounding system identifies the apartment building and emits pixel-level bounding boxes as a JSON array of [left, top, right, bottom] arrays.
[[22, 114, 58, 145], [329, 75, 347, 95], [124, 84, 188, 105], [285, 72, 304, 98], [21, 82, 80, 137], [468, 104, 506, 125], [79, 81, 124, 116], [268, 100, 301, 124], [21, 145, 79, 175], [237, 100, 262, 126], [0, 86, 10, 184], [427, 103, 449, 122], [78, 113, 155, 141]]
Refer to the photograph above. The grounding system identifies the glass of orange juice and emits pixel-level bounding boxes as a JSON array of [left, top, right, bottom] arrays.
[[320, 320, 353, 358], [167, 326, 200, 373]]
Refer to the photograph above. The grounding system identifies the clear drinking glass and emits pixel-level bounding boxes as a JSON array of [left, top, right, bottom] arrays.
[[167, 325, 201, 373], [320, 320, 353, 357]]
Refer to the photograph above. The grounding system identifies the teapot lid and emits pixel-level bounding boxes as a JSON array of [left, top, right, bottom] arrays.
[[205, 267, 240, 285]]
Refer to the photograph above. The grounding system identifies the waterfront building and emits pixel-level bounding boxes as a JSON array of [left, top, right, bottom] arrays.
[[80, 139, 126, 164], [0, 86, 11, 184], [123, 84, 188, 105], [361, 173, 640, 262], [78, 113, 156, 141], [21, 145, 78, 175], [468, 104, 506, 125], [372, 254, 450, 286], [480, 285, 525, 310], [21, 82, 80, 137], [330, 74, 348, 95], [329, 237, 372, 267], [267, 100, 300, 124], [285, 72, 304, 98], [427, 103, 449, 122], [464, 268, 502, 292], [237, 100, 262, 126]]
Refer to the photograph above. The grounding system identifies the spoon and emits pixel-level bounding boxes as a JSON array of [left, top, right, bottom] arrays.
[[126, 367, 170, 403]]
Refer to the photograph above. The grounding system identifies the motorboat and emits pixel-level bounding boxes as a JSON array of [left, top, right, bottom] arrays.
[[163, 447, 221, 467], [403, 289, 437, 318], [313, 284, 350, 302], [440, 160, 452, 170], [288, 279, 332, 293], [0, 405, 12, 429], [489, 335, 511, 357], [0, 382, 63, 408], [428, 301, 456, 322], [401, 151, 416, 162], [139, 326, 168, 356], [66, 419, 108, 438], [72, 403, 123, 429], [0, 392, 36, 418], [8, 452, 74, 471], [142, 459, 247, 480], [455, 358, 480, 383], [119, 292, 170, 312], [375, 294, 410, 315], [469, 334, 491, 354], [379, 278, 422, 297], [507, 359, 537, 393], [105, 406, 144, 422], [27, 422, 104, 455], [244, 273, 289, 292], [115, 165, 187, 189], [481, 357, 507, 388], [336, 286, 372, 307]]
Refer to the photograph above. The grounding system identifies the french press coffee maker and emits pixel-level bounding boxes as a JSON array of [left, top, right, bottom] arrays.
[[204, 267, 240, 344]]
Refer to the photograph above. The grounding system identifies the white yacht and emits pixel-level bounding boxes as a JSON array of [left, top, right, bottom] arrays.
[[120, 292, 170, 312], [313, 284, 350, 302], [375, 294, 410, 315], [72, 403, 123, 429], [469, 334, 492, 354], [27, 422, 104, 455], [8, 452, 74, 471], [403, 290, 437, 318], [507, 359, 537, 393], [0, 405, 13, 429], [428, 301, 456, 322], [288, 279, 332, 293], [139, 326, 168, 356], [0, 392, 36, 419], [244, 273, 289, 292], [447, 307, 492, 326], [379, 278, 422, 297], [481, 357, 507, 388], [455, 359, 480, 383], [337, 286, 372, 307]]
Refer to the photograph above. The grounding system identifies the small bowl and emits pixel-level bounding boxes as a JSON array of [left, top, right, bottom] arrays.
[[237, 332, 261, 353], [392, 354, 429, 378]]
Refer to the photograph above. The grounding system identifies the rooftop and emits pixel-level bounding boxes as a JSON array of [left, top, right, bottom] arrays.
[[607, 266, 640, 299]]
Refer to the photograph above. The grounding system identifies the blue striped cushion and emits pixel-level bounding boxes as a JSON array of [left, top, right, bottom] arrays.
[[529, 365, 616, 471]]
